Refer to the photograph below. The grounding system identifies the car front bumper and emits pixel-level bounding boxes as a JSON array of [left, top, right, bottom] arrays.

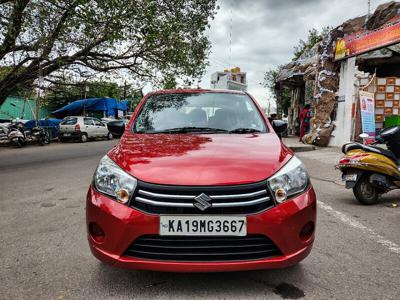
[[86, 186, 316, 272]]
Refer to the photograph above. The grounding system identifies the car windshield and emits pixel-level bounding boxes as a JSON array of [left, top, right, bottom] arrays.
[[61, 117, 77, 125], [133, 92, 267, 134]]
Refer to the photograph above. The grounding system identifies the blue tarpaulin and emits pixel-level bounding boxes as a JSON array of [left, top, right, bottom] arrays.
[[24, 118, 62, 138], [52, 98, 128, 118]]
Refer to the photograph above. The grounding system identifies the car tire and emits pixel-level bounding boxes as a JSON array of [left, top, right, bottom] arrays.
[[107, 132, 113, 140], [80, 133, 88, 143], [353, 174, 379, 205]]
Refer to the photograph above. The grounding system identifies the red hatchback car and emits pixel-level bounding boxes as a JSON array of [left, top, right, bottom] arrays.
[[86, 89, 316, 272]]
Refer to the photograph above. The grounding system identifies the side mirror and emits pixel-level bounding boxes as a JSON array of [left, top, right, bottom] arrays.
[[107, 120, 125, 137], [272, 120, 288, 135]]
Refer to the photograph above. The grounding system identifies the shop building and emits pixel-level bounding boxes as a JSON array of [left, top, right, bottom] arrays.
[[275, 1, 400, 146]]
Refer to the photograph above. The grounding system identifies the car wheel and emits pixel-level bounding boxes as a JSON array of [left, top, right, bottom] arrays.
[[353, 175, 380, 205], [107, 132, 113, 140], [80, 133, 88, 143]]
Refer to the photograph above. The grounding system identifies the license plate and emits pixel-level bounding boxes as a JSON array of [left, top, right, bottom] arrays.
[[343, 174, 357, 181], [63, 133, 71, 137], [160, 216, 247, 236]]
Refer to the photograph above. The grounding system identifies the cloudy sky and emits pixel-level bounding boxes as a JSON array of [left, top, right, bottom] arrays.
[[199, 0, 390, 110]]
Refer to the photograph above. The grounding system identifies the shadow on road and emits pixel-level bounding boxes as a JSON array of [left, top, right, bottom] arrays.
[[93, 262, 308, 299], [334, 189, 400, 208]]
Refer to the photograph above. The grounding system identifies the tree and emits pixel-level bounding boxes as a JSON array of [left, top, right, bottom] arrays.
[[162, 76, 178, 90], [293, 27, 331, 61], [264, 27, 331, 112], [42, 76, 143, 111], [0, 0, 217, 105], [263, 66, 291, 114]]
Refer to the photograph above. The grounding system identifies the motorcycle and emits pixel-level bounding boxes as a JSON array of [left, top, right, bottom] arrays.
[[0, 124, 9, 141], [336, 126, 400, 205], [7, 122, 26, 148], [30, 126, 51, 146], [7, 121, 50, 147]]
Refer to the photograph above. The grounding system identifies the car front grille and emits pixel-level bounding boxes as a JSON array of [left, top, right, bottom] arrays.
[[123, 235, 282, 262], [129, 180, 275, 215]]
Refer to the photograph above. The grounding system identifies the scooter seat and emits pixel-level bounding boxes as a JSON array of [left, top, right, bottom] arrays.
[[342, 142, 399, 163]]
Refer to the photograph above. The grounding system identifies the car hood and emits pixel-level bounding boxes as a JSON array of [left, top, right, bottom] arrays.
[[108, 132, 293, 186]]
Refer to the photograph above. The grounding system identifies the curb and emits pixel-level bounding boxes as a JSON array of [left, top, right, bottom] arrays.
[[289, 145, 318, 152]]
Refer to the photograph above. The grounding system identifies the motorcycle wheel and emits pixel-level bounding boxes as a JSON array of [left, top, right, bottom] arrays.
[[44, 132, 51, 144], [16, 138, 23, 148], [38, 137, 45, 146], [353, 175, 379, 205]]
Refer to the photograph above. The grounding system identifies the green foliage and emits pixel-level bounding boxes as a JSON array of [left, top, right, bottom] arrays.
[[43, 78, 143, 112], [0, 0, 218, 104], [264, 26, 331, 112], [263, 66, 291, 114], [162, 76, 178, 90], [263, 67, 281, 93], [293, 27, 331, 61], [0, 66, 12, 80], [278, 88, 292, 115]]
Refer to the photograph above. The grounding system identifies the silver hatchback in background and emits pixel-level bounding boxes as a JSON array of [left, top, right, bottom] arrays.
[[59, 116, 113, 143]]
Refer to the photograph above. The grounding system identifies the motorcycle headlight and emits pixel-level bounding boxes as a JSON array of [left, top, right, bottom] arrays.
[[267, 156, 310, 204], [94, 155, 137, 204]]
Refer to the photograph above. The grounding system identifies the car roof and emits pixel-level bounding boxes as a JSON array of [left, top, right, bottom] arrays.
[[63, 116, 95, 119], [146, 89, 247, 97]]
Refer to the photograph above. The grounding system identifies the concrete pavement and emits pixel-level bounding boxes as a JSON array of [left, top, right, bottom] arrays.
[[0, 141, 399, 299]]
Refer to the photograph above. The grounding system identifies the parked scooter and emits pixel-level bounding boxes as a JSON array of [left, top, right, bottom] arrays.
[[336, 126, 400, 205], [30, 126, 51, 146], [7, 121, 50, 147], [7, 122, 26, 148], [0, 124, 9, 141]]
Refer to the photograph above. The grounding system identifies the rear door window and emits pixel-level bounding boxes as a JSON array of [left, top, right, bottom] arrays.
[[61, 117, 77, 125], [84, 118, 94, 126]]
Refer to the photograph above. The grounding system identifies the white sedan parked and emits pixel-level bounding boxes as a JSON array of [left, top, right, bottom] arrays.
[[59, 116, 113, 142]]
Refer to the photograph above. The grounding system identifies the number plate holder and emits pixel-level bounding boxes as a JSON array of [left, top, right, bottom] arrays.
[[342, 174, 357, 182], [159, 216, 247, 236]]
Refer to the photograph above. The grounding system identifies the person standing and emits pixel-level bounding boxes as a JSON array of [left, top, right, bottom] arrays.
[[299, 104, 312, 141], [268, 113, 277, 123]]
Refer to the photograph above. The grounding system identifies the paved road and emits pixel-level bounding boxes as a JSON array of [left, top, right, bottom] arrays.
[[0, 142, 399, 299]]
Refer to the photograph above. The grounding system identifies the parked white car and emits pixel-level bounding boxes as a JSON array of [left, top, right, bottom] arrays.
[[59, 116, 113, 142]]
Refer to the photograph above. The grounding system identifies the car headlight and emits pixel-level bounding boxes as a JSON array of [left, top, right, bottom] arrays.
[[94, 155, 137, 204], [267, 156, 309, 203]]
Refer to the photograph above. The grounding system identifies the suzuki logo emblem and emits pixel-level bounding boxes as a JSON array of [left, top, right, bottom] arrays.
[[194, 193, 212, 211]]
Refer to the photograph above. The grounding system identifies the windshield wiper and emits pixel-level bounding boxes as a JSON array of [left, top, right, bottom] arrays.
[[149, 127, 229, 134], [229, 128, 261, 134]]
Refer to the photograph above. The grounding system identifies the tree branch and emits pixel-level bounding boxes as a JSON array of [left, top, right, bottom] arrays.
[[0, 0, 30, 59]]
